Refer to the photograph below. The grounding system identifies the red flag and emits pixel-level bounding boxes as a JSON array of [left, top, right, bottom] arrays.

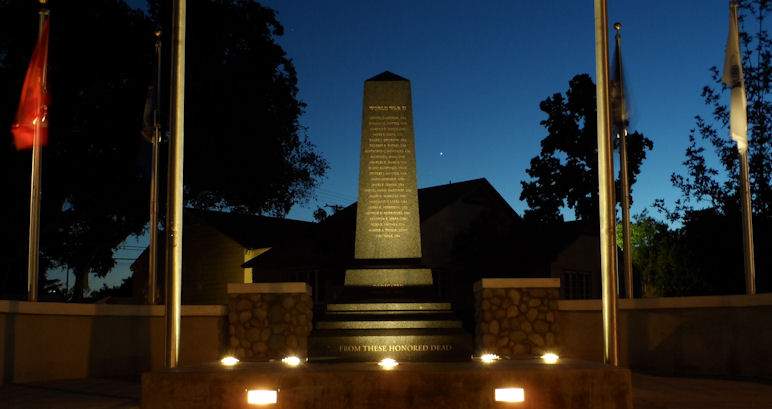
[[11, 18, 51, 151]]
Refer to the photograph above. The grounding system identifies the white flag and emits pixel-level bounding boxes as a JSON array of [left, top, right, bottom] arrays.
[[722, 2, 748, 153]]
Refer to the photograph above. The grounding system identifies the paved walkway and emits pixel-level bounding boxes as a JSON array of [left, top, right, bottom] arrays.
[[0, 378, 140, 409], [631, 373, 772, 409], [0, 373, 770, 408]]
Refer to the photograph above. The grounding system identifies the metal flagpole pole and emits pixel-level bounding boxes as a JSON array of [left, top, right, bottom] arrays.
[[165, 0, 185, 369], [731, 1, 756, 295], [739, 146, 755, 294], [594, 0, 619, 366], [619, 127, 633, 298], [614, 23, 634, 299], [27, 0, 50, 302], [724, 2, 755, 294], [148, 31, 162, 305]]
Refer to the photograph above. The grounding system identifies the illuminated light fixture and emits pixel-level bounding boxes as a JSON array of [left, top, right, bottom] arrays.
[[247, 389, 278, 405], [220, 356, 239, 366], [378, 358, 399, 369], [540, 352, 559, 364], [495, 388, 525, 403], [480, 354, 500, 363], [281, 356, 302, 366]]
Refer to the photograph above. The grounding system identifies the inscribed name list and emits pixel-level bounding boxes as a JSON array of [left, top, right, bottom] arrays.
[[354, 77, 421, 259]]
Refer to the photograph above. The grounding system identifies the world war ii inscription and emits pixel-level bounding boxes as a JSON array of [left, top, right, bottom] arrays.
[[354, 72, 421, 260]]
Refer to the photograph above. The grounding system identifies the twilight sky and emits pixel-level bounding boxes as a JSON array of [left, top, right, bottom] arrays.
[[255, 0, 736, 222], [97, 0, 746, 289]]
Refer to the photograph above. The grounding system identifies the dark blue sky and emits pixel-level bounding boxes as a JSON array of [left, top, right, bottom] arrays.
[[255, 0, 736, 222]]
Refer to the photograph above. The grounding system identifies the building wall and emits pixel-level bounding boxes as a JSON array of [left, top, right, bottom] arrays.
[[182, 216, 248, 305], [550, 235, 602, 299], [4, 294, 771, 383], [0, 301, 226, 384], [420, 199, 492, 269], [558, 293, 772, 380]]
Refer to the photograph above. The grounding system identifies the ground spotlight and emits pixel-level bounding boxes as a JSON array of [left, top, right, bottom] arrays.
[[378, 358, 398, 369], [495, 388, 525, 402], [247, 389, 277, 405], [281, 356, 302, 366], [480, 353, 500, 363], [541, 352, 559, 364]]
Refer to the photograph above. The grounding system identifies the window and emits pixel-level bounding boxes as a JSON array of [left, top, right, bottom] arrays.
[[563, 270, 590, 299]]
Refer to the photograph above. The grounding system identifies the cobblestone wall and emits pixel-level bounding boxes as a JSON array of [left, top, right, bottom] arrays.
[[227, 289, 312, 360], [474, 280, 559, 357]]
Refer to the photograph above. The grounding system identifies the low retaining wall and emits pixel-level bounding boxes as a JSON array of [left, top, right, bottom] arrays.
[[474, 278, 560, 357], [559, 293, 772, 380], [227, 283, 313, 360], [0, 301, 226, 384]]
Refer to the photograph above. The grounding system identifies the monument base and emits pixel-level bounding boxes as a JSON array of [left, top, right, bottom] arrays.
[[310, 297, 473, 361], [312, 264, 473, 361], [141, 359, 633, 409]]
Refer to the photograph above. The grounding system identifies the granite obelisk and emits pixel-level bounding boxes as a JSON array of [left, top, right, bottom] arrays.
[[345, 72, 432, 288], [309, 72, 471, 362], [355, 72, 421, 259]]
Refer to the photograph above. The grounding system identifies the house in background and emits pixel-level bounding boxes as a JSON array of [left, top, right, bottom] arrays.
[[131, 208, 313, 305], [132, 178, 608, 309]]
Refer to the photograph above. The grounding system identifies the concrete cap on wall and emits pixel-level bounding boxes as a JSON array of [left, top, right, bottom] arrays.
[[227, 282, 312, 295], [473, 278, 561, 292]]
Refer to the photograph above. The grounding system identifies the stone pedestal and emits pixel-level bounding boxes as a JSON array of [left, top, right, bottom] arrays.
[[474, 278, 560, 357], [226, 283, 312, 360]]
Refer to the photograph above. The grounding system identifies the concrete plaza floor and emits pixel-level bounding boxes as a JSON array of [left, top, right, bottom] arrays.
[[1, 372, 771, 409]]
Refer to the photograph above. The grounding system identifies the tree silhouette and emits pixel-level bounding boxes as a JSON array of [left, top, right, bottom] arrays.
[[520, 74, 652, 223], [1, 0, 327, 299], [655, 0, 772, 294], [662, 0, 772, 220]]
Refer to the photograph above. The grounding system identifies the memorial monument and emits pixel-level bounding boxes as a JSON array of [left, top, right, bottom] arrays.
[[142, 72, 633, 409], [309, 72, 472, 361]]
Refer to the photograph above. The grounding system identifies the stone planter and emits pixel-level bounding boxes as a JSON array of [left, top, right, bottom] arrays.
[[474, 278, 560, 357], [226, 282, 313, 360]]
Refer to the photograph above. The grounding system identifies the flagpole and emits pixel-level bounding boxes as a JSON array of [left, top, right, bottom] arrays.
[[148, 30, 162, 305], [614, 23, 634, 299], [27, 0, 50, 302], [594, 0, 619, 366], [724, 1, 755, 295], [732, 0, 755, 295], [739, 150, 755, 294], [165, 0, 186, 369]]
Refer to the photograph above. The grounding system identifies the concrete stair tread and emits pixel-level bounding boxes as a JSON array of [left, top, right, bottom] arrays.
[[327, 302, 452, 312], [311, 327, 468, 337], [318, 312, 457, 321], [317, 319, 462, 330]]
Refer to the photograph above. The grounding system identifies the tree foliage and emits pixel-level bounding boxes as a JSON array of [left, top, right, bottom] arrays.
[[520, 74, 653, 223], [661, 0, 772, 220], [1, 0, 327, 299], [148, 0, 327, 216], [620, 213, 704, 297], [652, 1, 772, 295]]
